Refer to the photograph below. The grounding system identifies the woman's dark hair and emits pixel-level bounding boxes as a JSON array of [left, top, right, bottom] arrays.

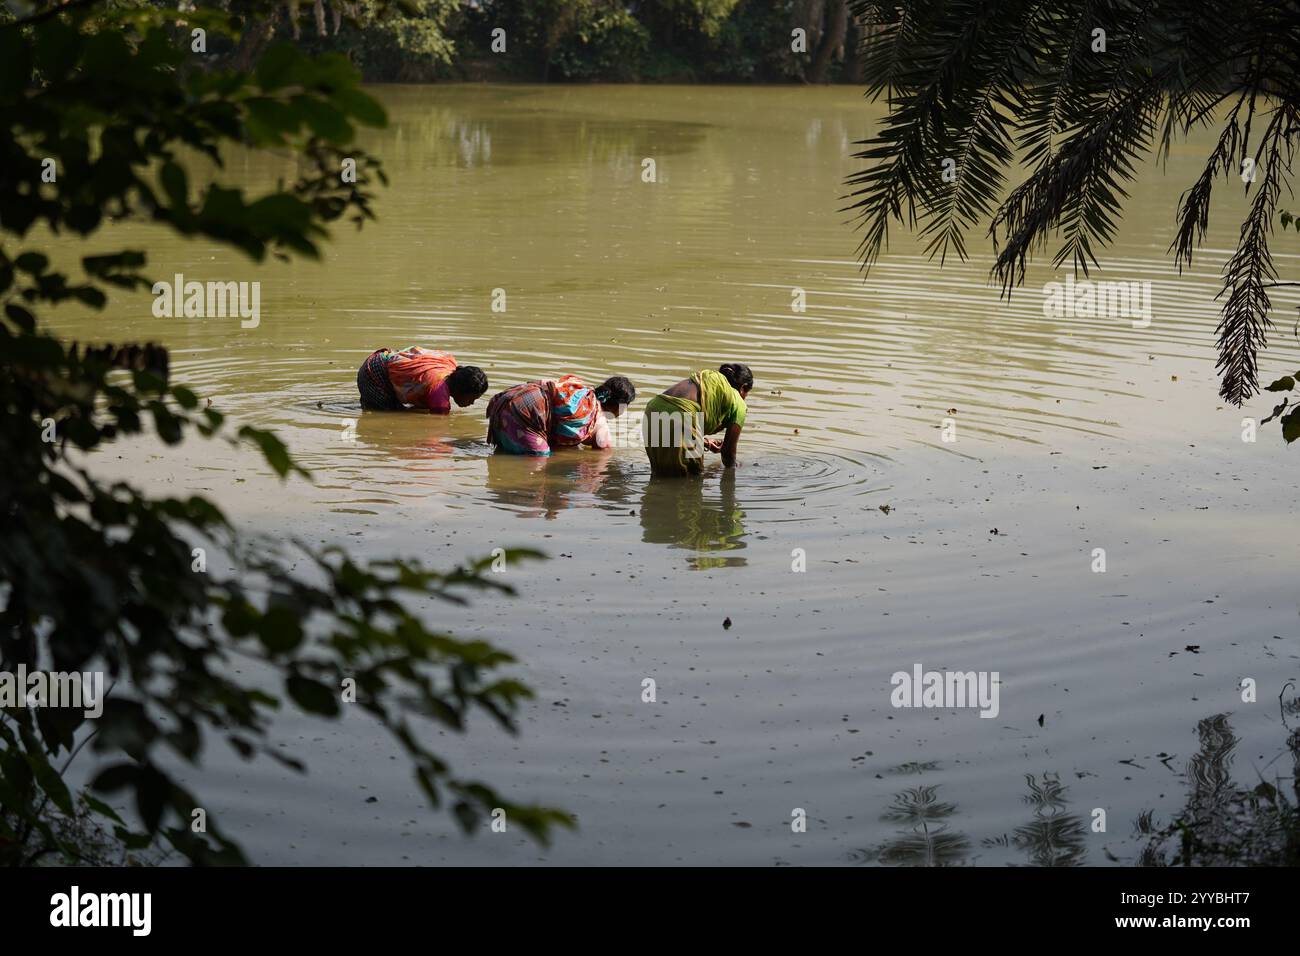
[[595, 375, 635, 409], [448, 365, 488, 399], [718, 363, 753, 393]]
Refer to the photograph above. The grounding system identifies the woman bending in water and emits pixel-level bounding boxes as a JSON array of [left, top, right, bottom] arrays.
[[357, 346, 488, 412], [643, 363, 752, 476], [487, 374, 635, 456]]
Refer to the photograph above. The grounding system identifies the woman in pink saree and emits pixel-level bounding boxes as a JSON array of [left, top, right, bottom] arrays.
[[486, 375, 634, 456]]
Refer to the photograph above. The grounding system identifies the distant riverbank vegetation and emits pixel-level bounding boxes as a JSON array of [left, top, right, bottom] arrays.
[[221, 0, 867, 84]]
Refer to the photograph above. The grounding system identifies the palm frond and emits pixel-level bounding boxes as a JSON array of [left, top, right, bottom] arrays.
[[849, 0, 1300, 405], [1216, 109, 1293, 405], [919, 1, 1049, 265], [844, 0, 1000, 270]]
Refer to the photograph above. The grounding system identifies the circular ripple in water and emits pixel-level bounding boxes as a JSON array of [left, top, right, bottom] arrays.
[[726, 449, 890, 520]]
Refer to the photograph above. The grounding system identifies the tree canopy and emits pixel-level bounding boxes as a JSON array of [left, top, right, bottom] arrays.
[[212, 0, 864, 83]]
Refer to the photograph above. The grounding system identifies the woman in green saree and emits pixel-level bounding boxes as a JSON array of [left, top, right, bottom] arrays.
[[642, 363, 752, 476]]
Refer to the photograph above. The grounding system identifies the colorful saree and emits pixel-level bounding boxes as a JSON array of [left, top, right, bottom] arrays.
[[356, 347, 456, 412], [549, 375, 606, 448], [357, 349, 401, 410], [486, 376, 606, 456]]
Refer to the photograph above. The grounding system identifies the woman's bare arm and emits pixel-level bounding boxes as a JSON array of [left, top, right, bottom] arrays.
[[720, 424, 742, 468]]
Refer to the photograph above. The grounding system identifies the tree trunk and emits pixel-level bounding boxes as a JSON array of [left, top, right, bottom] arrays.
[[842, 10, 864, 84], [793, 0, 826, 82], [230, 8, 281, 73], [808, 0, 848, 84]]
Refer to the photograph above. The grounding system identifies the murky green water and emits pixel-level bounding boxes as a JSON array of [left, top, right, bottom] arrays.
[[52, 85, 1300, 865]]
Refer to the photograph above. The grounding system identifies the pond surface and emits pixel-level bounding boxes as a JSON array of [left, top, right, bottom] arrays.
[[54, 84, 1300, 865]]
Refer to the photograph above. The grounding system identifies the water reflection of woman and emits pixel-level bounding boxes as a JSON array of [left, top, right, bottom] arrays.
[[639, 469, 747, 568], [484, 448, 620, 519], [352, 405, 458, 457]]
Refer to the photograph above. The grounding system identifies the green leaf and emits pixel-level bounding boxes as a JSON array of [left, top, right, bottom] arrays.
[[98, 699, 160, 755], [160, 162, 188, 209], [303, 52, 361, 90], [26, 751, 74, 815], [222, 600, 257, 638], [81, 30, 132, 75], [172, 385, 199, 409], [83, 251, 146, 275], [150, 404, 183, 444], [332, 87, 387, 128], [4, 303, 36, 332], [1264, 375, 1295, 392], [91, 763, 139, 794], [245, 98, 301, 143], [134, 766, 169, 832], [14, 252, 49, 275], [247, 193, 312, 231], [452, 800, 479, 832], [132, 368, 167, 394], [239, 426, 305, 479], [74, 286, 107, 309], [256, 44, 303, 90], [35, 19, 82, 79], [292, 96, 353, 142], [258, 605, 304, 654], [286, 675, 340, 716], [1282, 408, 1300, 444], [0, 27, 32, 94], [113, 826, 155, 850], [82, 793, 126, 826]]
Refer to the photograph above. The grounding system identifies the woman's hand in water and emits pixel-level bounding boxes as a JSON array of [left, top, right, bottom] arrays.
[[720, 423, 742, 469], [703, 437, 723, 453]]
